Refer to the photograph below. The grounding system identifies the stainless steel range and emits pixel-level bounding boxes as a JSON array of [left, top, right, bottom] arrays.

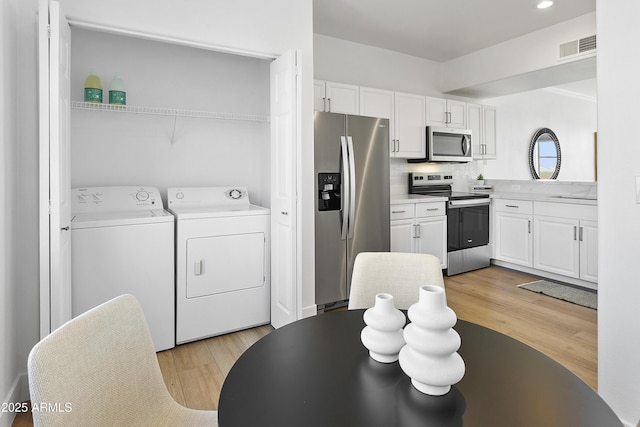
[[409, 173, 490, 276]]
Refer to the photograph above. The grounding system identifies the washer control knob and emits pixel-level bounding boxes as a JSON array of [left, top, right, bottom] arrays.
[[176, 192, 184, 200], [136, 190, 150, 201], [228, 189, 242, 199]]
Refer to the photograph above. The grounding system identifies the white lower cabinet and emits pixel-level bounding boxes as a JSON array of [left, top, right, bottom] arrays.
[[391, 201, 447, 268], [533, 215, 580, 278], [493, 199, 598, 284], [579, 220, 598, 283], [493, 199, 533, 267]]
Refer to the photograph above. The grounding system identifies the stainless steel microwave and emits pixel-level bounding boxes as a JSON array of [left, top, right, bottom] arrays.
[[408, 127, 473, 163]]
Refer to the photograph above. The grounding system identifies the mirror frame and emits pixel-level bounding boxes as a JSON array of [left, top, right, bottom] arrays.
[[528, 128, 561, 180]]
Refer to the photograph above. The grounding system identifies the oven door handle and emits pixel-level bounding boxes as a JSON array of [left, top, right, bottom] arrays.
[[448, 199, 490, 208]]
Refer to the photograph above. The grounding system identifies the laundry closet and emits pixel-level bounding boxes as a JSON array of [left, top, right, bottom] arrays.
[[70, 28, 271, 200], [67, 27, 273, 349]]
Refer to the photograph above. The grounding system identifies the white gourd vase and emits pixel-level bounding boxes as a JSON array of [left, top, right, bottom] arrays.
[[398, 285, 465, 396], [360, 293, 406, 363]]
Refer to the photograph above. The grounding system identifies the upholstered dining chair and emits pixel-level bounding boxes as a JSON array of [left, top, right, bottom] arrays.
[[348, 251, 445, 310], [28, 294, 218, 427]]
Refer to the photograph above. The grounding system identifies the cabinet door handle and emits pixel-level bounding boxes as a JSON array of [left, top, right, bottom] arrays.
[[528, 220, 531, 234], [505, 205, 519, 208], [413, 224, 421, 238], [426, 208, 439, 211], [573, 226, 578, 241], [392, 210, 406, 214], [327, 98, 332, 112], [579, 226, 583, 242]]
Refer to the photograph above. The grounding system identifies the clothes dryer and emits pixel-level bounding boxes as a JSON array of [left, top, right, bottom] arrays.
[[167, 187, 270, 344], [71, 186, 175, 351]]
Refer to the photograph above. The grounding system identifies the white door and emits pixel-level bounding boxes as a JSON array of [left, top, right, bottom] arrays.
[[533, 215, 580, 278], [324, 82, 359, 114], [447, 100, 467, 128], [394, 92, 426, 158], [38, 0, 72, 337], [580, 220, 598, 283], [415, 217, 447, 268], [390, 219, 415, 253], [270, 50, 300, 329], [494, 212, 533, 267]]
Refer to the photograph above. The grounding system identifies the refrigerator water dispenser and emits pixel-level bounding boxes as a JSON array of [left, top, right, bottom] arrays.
[[318, 173, 341, 211]]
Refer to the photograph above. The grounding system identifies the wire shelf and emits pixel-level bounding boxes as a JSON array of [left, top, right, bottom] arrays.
[[71, 101, 270, 123]]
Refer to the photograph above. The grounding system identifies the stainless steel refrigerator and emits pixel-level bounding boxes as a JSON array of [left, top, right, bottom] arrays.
[[314, 112, 390, 311]]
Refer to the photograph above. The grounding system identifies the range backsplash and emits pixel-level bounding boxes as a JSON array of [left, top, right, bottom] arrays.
[[390, 158, 597, 198]]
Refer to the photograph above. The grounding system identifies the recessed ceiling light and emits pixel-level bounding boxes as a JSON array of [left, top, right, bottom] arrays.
[[537, 1, 554, 8]]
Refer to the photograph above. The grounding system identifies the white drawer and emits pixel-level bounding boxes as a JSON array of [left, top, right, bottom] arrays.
[[534, 201, 597, 221], [415, 202, 446, 218], [391, 203, 415, 220], [493, 199, 533, 215]]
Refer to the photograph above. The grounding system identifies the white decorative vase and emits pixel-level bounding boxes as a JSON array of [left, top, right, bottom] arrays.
[[398, 285, 465, 395], [360, 293, 406, 363]]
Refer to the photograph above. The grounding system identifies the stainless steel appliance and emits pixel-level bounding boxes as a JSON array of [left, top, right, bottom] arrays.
[[409, 173, 490, 275], [314, 112, 390, 311], [408, 127, 473, 163]]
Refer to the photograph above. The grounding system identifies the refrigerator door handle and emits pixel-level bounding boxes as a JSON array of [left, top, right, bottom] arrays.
[[340, 136, 350, 240], [347, 136, 356, 239]]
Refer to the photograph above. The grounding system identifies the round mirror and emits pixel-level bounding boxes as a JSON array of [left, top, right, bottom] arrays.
[[529, 128, 561, 179]]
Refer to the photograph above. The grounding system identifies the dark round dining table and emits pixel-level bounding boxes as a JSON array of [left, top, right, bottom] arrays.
[[218, 309, 621, 427]]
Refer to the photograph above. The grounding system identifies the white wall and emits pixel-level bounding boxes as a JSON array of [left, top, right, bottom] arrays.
[[314, 34, 443, 96], [70, 28, 271, 206], [483, 87, 597, 181], [1, 0, 40, 425], [0, 0, 20, 425], [441, 12, 596, 93], [597, 0, 640, 425]]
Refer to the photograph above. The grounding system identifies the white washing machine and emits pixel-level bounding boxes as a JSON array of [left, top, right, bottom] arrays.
[[167, 187, 270, 344], [71, 186, 175, 351]]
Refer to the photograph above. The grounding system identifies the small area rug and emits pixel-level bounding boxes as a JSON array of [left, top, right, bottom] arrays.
[[517, 279, 597, 310]]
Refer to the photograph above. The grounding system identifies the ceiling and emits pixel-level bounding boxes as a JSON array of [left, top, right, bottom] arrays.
[[313, 0, 596, 63]]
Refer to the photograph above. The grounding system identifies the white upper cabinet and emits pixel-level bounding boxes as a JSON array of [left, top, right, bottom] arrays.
[[359, 87, 396, 156], [314, 80, 359, 114], [468, 103, 497, 160], [482, 105, 497, 159], [393, 92, 426, 159], [360, 87, 425, 159], [426, 96, 466, 128], [359, 86, 394, 120]]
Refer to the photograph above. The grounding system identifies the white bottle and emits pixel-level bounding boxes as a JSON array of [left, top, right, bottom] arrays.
[[108, 73, 126, 106]]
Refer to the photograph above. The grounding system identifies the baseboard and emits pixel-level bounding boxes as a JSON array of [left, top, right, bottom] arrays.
[[0, 372, 29, 427], [301, 304, 317, 319], [491, 259, 597, 291]]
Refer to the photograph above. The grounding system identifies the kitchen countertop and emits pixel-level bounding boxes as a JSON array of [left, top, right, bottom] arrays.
[[489, 192, 597, 206], [391, 192, 597, 206], [391, 195, 448, 204]]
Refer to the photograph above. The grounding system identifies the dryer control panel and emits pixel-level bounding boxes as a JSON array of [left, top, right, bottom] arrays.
[[167, 187, 250, 209], [71, 186, 164, 213]]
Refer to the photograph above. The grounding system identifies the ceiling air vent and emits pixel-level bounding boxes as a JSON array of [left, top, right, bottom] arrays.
[[559, 35, 597, 59]]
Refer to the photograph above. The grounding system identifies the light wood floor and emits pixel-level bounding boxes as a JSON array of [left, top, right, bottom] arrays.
[[12, 265, 597, 426]]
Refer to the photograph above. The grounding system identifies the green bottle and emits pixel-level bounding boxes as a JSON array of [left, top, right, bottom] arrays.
[[84, 71, 102, 103], [108, 72, 126, 106]]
